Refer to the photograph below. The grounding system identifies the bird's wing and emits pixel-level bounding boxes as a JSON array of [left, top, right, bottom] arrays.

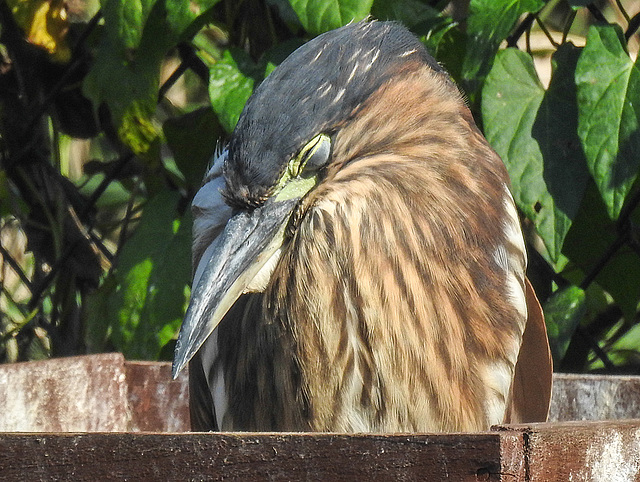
[[504, 278, 553, 424]]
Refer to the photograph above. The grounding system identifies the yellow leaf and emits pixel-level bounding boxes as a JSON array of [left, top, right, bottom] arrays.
[[8, 0, 71, 63]]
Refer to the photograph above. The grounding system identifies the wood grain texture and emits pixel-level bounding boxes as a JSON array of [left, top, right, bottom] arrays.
[[0, 353, 129, 431], [0, 355, 190, 432], [495, 420, 640, 481], [125, 361, 190, 432], [0, 432, 525, 481], [550, 373, 640, 422]]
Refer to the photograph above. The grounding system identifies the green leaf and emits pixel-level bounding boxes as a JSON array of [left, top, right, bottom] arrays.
[[83, 0, 221, 154], [371, 0, 441, 30], [126, 208, 192, 359], [85, 276, 117, 353], [562, 182, 640, 322], [567, 0, 591, 6], [576, 24, 640, 219], [164, 107, 224, 187], [544, 285, 587, 364], [531, 44, 590, 261], [76, 174, 133, 209], [209, 48, 262, 133], [88, 192, 192, 359], [463, 0, 543, 96], [482, 47, 589, 263], [289, 0, 373, 35], [596, 322, 640, 369]]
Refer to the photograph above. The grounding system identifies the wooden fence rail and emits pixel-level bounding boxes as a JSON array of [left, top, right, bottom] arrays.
[[0, 354, 639, 480]]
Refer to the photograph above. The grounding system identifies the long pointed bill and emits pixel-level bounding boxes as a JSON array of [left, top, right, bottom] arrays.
[[172, 197, 299, 378]]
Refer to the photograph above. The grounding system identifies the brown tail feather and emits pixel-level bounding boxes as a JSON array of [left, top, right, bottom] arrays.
[[504, 278, 553, 424]]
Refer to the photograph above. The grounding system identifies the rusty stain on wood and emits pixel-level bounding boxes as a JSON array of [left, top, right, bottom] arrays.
[[125, 361, 190, 432], [3, 355, 640, 432], [0, 353, 130, 431], [0, 354, 189, 432], [495, 420, 640, 481]]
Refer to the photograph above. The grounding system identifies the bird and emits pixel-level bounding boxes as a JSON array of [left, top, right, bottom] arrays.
[[172, 20, 552, 433]]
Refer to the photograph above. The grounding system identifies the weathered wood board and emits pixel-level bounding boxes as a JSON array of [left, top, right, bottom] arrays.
[[496, 420, 640, 481], [0, 431, 524, 481], [1, 356, 640, 480], [0, 354, 189, 432]]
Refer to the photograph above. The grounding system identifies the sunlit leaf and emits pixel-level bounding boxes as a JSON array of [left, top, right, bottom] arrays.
[[482, 47, 589, 263], [289, 0, 373, 35], [86, 192, 191, 359], [83, 0, 221, 154], [595, 322, 640, 369], [208, 48, 261, 133], [576, 24, 640, 219], [7, 0, 70, 62], [463, 0, 543, 97]]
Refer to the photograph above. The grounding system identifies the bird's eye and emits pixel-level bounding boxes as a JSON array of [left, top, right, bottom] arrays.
[[301, 134, 331, 171], [273, 134, 331, 196], [290, 134, 331, 177]]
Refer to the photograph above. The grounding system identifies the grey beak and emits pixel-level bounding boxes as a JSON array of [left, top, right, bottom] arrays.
[[172, 197, 298, 378]]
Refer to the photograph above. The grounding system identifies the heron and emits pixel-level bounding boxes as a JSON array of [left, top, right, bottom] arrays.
[[172, 20, 552, 432]]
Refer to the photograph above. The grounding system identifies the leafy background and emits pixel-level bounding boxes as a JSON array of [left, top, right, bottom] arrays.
[[1, 0, 640, 374]]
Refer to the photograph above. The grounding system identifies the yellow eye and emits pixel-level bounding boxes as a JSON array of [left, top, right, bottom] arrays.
[[298, 134, 331, 173], [289, 134, 331, 177], [275, 134, 331, 195]]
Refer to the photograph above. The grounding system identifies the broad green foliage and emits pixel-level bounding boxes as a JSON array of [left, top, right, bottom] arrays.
[[83, 0, 220, 155], [562, 183, 640, 323], [164, 107, 223, 187], [2, 0, 640, 371], [371, 0, 461, 79], [208, 49, 261, 133], [463, 0, 544, 97], [483, 45, 589, 264], [208, 40, 305, 132], [576, 25, 640, 220], [544, 285, 587, 364], [86, 192, 191, 359], [370, 0, 441, 30], [289, 0, 373, 35]]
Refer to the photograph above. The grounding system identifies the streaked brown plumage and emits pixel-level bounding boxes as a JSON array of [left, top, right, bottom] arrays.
[[174, 20, 552, 432]]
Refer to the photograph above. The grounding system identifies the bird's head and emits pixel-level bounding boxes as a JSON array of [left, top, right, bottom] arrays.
[[173, 20, 453, 377]]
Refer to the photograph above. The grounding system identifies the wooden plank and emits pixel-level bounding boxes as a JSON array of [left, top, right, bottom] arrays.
[[495, 420, 640, 481], [0, 432, 525, 481], [124, 361, 190, 432], [3, 352, 640, 432], [0, 353, 129, 431], [549, 373, 640, 422], [0, 355, 190, 432]]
